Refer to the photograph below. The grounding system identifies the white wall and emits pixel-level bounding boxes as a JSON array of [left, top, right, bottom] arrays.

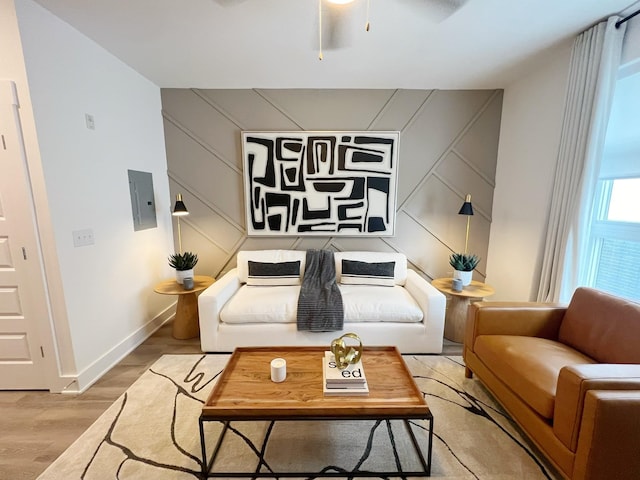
[[15, 0, 175, 390], [486, 41, 572, 301]]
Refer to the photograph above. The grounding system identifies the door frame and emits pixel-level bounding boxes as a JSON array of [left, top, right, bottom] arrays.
[[2, 80, 78, 392]]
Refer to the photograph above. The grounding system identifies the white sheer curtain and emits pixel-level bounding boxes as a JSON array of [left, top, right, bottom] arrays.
[[536, 17, 627, 303]]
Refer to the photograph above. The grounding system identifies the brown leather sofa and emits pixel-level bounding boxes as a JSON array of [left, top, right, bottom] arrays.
[[464, 287, 640, 480]]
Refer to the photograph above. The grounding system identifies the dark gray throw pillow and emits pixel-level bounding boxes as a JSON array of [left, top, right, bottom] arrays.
[[340, 259, 395, 286], [247, 260, 301, 286]]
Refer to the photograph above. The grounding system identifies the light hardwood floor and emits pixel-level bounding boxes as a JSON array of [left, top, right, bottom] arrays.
[[0, 320, 462, 479]]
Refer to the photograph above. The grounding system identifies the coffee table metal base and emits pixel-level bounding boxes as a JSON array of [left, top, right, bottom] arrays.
[[199, 415, 433, 479]]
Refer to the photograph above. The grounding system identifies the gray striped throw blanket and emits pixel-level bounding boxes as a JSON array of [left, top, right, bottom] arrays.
[[297, 249, 344, 331]]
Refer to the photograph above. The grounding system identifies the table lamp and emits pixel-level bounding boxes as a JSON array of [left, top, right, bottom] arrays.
[[172, 193, 189, 253], [458, 194, 473, 254]]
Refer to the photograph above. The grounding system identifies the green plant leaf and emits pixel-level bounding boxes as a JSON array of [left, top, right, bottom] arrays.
[[449, 253, 480, 271], [168, 251, 199, 270]]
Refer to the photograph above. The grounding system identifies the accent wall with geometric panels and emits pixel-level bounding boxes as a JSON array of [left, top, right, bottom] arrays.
[[242, 131, 399, 236], [160, 88, 503, 282]]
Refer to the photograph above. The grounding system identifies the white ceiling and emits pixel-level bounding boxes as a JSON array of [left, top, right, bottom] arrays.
[[31, 0, 640, 89]]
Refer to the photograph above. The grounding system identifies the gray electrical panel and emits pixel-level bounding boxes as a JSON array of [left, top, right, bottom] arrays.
[[128, 170, 157, 231]]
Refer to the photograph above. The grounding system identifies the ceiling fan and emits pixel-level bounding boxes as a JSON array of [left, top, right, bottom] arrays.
[[212, 0, 468, 59], [317, 0, 468, 59]]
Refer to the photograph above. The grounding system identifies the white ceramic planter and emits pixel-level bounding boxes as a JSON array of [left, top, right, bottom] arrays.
[[175, 268, 194, 285], [453, 269, 473, 286]]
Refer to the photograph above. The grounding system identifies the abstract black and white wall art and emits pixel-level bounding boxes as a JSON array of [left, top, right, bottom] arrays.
[[242, 132, 399, 236]]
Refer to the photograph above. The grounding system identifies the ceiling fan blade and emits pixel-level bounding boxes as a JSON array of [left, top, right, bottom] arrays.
[[401, 0, 469, 22], [210, 0, 249, 6], [322, 5, 355, 50]]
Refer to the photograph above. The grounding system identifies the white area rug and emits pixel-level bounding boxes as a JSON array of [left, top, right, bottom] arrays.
[[37, 354, 560, 479]]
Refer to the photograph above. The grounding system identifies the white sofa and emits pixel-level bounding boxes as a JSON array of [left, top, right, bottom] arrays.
[[198, 250, 446, 353]]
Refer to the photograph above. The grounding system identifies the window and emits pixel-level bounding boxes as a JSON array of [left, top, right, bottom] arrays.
[[584, 69, 640, 302], [587, 178, 640, 301]]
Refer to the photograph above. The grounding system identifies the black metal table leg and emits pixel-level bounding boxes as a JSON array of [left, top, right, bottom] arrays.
[[201, 418, 231, 479], [199, 417, 433, 479]]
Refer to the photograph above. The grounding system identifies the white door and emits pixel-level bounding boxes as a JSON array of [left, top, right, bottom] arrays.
[[0, 81, 47, 389]]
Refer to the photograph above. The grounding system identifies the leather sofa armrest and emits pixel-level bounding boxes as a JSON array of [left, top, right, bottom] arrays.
[[198, 268, 241, 352], [553, 364, 640, 452], [464, 302, 566, 378], [573, 390, 640, 480], [464, 302, 566, 353]]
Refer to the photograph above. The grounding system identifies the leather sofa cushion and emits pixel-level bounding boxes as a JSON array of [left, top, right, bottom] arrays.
[[559, 287, 640, 363], [474, 335, 596, 419]]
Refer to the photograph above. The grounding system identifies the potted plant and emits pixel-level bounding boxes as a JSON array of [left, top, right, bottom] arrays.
[[168, 251, 198, 284], [449, 253, 480, 286]]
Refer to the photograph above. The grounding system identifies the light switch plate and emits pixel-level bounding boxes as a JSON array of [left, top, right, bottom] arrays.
[[72, 229, 94, 247]]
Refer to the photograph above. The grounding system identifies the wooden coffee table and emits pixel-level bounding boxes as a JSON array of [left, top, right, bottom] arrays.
[[199, 346, 433, 478]]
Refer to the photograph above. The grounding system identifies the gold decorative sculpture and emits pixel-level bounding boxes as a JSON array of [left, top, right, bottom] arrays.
[[330, 333, 363, 369]]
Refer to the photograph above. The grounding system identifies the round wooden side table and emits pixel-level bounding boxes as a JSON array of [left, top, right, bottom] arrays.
[[431, 278, 495, 344], [154, 275, 215, 339]]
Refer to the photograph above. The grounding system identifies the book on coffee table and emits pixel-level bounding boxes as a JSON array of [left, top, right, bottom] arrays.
[[322, 351, 369, 395], [323, 351, 366, 382]]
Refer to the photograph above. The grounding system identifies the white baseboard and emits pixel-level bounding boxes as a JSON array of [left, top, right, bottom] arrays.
[[59, 304, 176, 394]]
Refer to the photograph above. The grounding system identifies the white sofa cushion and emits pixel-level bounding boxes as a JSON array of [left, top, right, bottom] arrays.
[[237, 250, 306, 284], [220, 284, 423, 324], [237, 250, 408, 285], [246, 260, 302, 285], [334, 251, 407, 285], [340, 285, 423, 322], [221, 285, 300, 324], [340, 259, 396, 286]]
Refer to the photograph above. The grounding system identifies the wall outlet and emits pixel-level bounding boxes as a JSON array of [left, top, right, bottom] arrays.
[[72, 229, 94, 247]]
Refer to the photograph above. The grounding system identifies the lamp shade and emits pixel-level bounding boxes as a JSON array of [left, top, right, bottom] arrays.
[[172, 193, 189, 217], [458, 194, 473, 216]]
